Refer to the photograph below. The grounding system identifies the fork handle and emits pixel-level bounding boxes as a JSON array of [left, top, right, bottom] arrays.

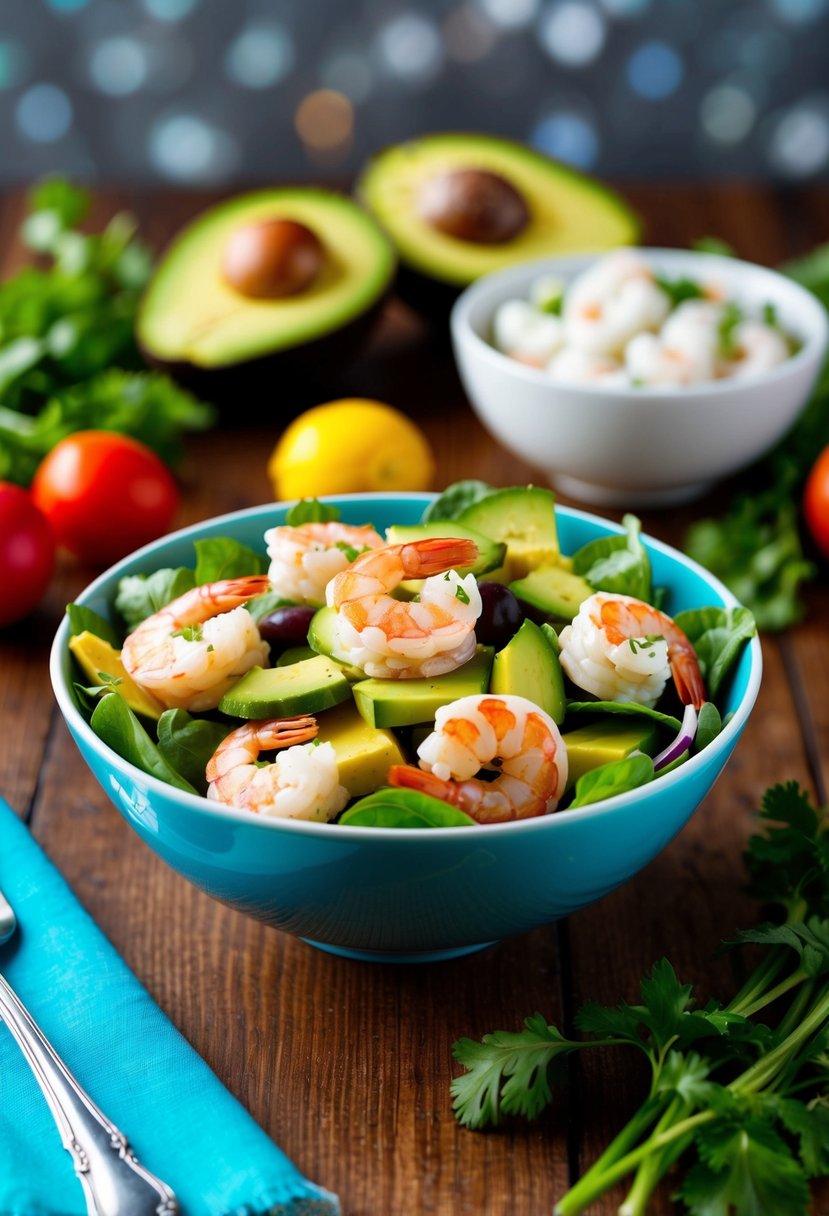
[[0, 973, 178, 1216]]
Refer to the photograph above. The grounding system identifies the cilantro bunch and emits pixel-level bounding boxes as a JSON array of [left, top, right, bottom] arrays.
[[452, 782, 829, 1215], [0, 179, 214, 485]]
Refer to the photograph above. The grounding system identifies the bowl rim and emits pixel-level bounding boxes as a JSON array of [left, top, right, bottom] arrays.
[[50, 492, 763, 841], [450, 246, 829, 399]]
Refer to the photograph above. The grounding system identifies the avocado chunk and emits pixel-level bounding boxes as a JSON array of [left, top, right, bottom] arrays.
[[490, 619, 566, 725], [510, 565, 593, 622], [459, 486, 559, 580], [353, 646, 494, 728], [384, 521, 506, 578], [218, 656, 351, 718], [69, 631, 164, 721], [562, 719, 659, 790], [137, 188, 395, 389], [315, 700, 405, 798], [356, 134, 639, 315], [306, 607, 369, 680]]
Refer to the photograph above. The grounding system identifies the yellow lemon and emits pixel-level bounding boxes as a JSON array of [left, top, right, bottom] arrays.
[[268, 399, 436, 499]]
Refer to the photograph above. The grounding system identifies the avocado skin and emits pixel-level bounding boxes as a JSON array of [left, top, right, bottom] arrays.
[[139, 292, 391, 411]]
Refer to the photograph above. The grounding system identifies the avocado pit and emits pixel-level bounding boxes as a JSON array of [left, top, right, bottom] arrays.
[[222, 218, 325, 299], [417, 168, 530, 245]]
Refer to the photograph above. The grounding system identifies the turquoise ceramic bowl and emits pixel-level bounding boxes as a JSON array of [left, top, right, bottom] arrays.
[[50, 494, 762, 963]]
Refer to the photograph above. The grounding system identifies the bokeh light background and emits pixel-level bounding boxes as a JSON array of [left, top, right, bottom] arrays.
[[1, 0, 828, 184]]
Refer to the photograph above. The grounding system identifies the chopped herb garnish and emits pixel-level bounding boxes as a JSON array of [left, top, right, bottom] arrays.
[[171, 624, 203, 643], [455, 584, 471, 605], [628, 634, 663, 654], [654, 274, 706, 309], [717, 301, 743, 359], [334, 542, 363, 562], [763, 301, 779, 328]]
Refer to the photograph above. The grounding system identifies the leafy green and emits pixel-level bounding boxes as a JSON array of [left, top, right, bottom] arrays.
[[155, 710, 229, 795], [654, 275, 706, 309], [452, 783, 829, 1216], [192, 537, 267, 583], [339, 787, 476, 828], [0, 178, 214, 487], [245, 591, 295, 623], [569, 754, 654, 808], [65, 602, 120, 648], [565, 700, 681, 732], [115, 568, 197, 631], [571, 513, 651, 601], [284, 498, 341, 525], [90, 693, 196, 794], [716, 301, 743, 360], [673, 606, 757, 699], [421, 480, 495, 523], [695, 702, 723, 752]]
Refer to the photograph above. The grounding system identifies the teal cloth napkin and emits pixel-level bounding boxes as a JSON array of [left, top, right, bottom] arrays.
[[0, 796, 340, 1216]]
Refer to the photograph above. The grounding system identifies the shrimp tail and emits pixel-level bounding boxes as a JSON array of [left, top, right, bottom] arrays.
[[399, 537, 478, 578], [671, 656, 707, 711], [388, 764, 466, 806]]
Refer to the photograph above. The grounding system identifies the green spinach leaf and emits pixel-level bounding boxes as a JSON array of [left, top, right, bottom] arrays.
[[90, 693, 196, 793], [284, 498, 341, 525], [193, 537, 266, 583], [421, 480, 495, 523], [340, 787, 476, 828], [156, 709, 229, 794], [569, 754, 654, 808], [66, 602, 120, 647], [571, 514, 651, 601], [115, 567, 196, 631], [674, 606, 756, 699]]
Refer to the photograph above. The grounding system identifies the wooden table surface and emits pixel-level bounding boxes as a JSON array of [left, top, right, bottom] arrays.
[[2, 183, 829, 1215]]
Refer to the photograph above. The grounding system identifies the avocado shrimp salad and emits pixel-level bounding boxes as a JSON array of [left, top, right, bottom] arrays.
[[67, 485, 756, 829]]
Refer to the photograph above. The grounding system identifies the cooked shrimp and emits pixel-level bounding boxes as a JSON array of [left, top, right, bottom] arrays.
[[493, 299, 564, 368], [625, 331, 716, 387], [265, 521, 384, 605], [121, 576, 270, 712], [388, 694, 567, 824], [562, 250, 670, 357], [547, 346, 628, 385], [558, 591, 706, 710], [326, 537, 482, 678], [206, 717, 349, 821], [725, 319, 790, 379]]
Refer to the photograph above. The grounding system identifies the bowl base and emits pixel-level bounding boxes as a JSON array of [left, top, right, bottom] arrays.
[[551, 473, 715, 509], [301, 938, 497, 964]]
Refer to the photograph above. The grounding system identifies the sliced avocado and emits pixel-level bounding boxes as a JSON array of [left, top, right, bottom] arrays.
[[490, 619, 566, 725], [137, 189, 395, 388], [540, 621, 561, 655], [510, 565, 593, 622], [218, 656, 351, 718], [562, 719, 659, 790], [459, 486, 559, 580], [384, 521, 505, 578], [69, 631, 164, 721], [353, 646, 494, 728], [315, 700, 405, 798], [357, 134, 639, 315], [306, 607, 370, 680], [276, 645, 317, 667]]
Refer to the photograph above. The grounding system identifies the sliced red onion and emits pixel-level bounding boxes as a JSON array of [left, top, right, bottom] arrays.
[[653, 703, 699, 772]]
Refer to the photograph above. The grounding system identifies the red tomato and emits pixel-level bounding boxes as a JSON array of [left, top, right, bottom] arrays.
[[31, 431, 179, 565], [804, 444, 829, 560], [0, 482, 56, 627]]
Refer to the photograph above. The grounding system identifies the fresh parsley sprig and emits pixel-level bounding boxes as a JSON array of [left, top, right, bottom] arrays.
[[451, 782, 829, 1215]]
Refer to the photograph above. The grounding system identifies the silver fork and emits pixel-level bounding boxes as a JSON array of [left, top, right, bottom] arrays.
[[0, 887, 178, 1216]]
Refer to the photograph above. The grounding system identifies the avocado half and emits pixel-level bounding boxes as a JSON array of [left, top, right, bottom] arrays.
[[356, 133, 640, 318], [137, 188, 396, 402]]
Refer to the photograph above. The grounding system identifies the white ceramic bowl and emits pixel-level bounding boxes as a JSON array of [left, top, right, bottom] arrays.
[[451, 248, 828, 507]]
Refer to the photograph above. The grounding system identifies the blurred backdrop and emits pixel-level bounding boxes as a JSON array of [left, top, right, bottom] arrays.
[[0, 0, 828, 185]]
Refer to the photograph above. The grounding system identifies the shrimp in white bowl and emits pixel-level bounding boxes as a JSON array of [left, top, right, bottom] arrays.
[[492, 299, 564, 368], [562, 250, 670, 357], [206, 717, 349, 822], [326, 537, 482, 679], [265, 521, 384, 605], [558, 591, 706, 710], [121, 575, 271, 712], [725, 319, 790, 379], [388, 694, 567, 824]]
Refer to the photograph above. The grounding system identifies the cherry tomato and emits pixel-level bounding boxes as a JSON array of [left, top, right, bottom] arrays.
[[0, 482, 56, 627], [804, 444, 829, 560], [31, 431, 179, 565]]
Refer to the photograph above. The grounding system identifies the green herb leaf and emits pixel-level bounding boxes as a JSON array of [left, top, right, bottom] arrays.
[[115, 568, 197, 631], [717, 301, 744, 360], [654, 275, 706, 309], [90, 693, 196, 794], [569, 754, 654, 808], [777, 1096, 829, 1177], [695, 702, 723, 752], [421, 480, 495, 524], [339, 787, 476, 829], [451, 1013, 578, 1128], [571, 513, 651, 601], [193, 537, 266, 583], [673, 606, 757, 699], [245, 591, 296, 623], [65, 602, 120, 647], [733, 918, 829, 979], [743, 783, 829, 918], [677, 1117, 810, 1216], [284, 498, 341, 525], [156, 709, 230, 795], [565, 700, 681, 733]]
